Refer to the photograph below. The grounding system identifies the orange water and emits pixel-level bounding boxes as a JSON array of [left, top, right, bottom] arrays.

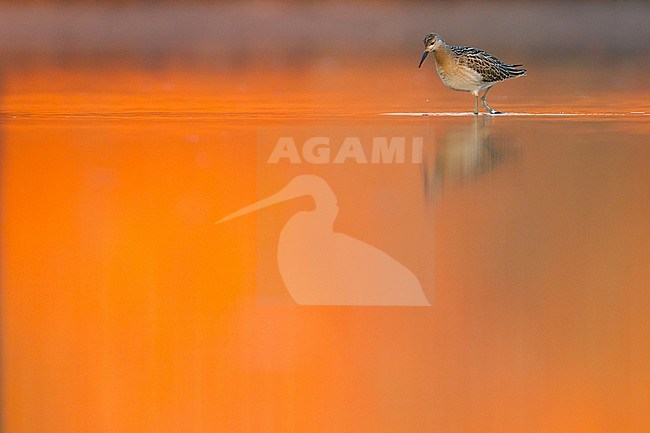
[[2, 60, 649, 433]]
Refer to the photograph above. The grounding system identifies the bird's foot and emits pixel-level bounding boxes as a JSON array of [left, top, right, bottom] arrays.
[[488, 109, 502, 115]]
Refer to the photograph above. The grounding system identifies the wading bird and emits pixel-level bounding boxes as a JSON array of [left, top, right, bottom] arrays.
[[218, 175, 429, 306], [418, 33, 526, 115]]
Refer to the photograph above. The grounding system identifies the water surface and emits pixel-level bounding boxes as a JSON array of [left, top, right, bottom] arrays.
[[2, 57, 649, 433]]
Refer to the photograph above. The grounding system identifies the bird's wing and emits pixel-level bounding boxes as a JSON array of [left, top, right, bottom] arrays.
[[451, 46, 525, 83]]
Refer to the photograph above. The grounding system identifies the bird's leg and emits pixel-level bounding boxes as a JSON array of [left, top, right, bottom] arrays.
[[481, 86, 501, 114], [473, 93, 479, 115]]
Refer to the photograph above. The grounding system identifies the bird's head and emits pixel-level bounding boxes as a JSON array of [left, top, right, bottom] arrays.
[[418, 33, 444, 68]]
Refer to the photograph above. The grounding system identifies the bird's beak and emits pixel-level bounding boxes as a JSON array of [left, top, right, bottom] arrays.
[[217, 185, 300, 224], [418, 50, 430, 68]]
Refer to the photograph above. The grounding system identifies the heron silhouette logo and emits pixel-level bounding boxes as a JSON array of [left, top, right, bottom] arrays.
[[218, 175, 430, 306]]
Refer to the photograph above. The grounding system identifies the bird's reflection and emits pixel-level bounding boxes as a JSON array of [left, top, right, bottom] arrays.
[[424, 117, 520, 197]]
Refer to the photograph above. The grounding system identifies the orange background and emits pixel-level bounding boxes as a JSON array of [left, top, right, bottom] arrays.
[[2, 65, 649, 432]]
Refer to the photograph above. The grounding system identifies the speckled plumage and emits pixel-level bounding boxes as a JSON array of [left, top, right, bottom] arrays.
[[450, 46, 526, 83], [418, 33, 526, 114]]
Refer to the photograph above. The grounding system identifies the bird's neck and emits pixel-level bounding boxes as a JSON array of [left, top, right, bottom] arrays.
[[433, 47, 453, 68]]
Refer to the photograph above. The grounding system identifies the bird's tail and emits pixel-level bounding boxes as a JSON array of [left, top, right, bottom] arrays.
[[506, 64, 527, 77]]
